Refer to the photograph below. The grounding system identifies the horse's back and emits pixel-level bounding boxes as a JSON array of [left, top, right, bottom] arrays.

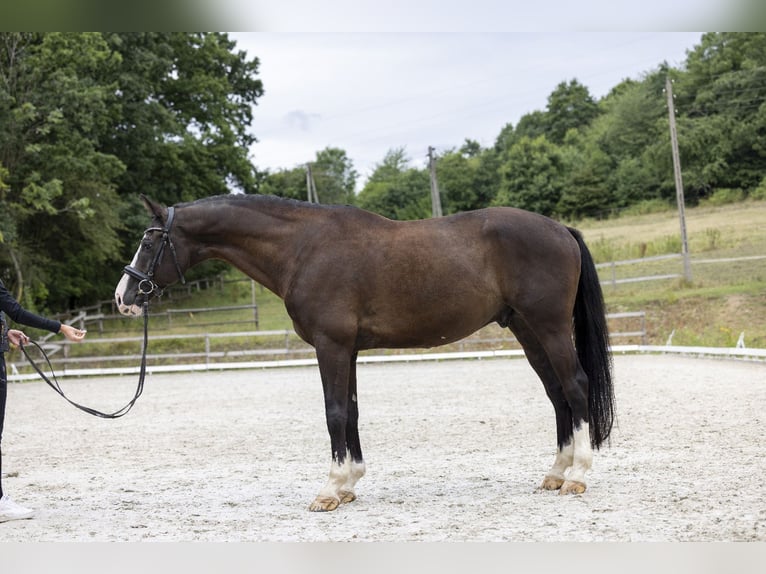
[[287, 205, 581, 349]]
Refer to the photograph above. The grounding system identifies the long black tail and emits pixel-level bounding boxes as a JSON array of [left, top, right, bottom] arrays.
[[568, 227, 615, 449]]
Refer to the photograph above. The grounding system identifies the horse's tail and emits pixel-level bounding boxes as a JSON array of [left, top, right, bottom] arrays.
[[568, 227, 615, 449]]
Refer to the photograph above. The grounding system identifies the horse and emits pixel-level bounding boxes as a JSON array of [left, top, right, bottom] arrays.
[[114, 193, 614, 512]]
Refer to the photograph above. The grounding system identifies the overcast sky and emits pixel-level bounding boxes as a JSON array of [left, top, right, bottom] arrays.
[[229, 32, 703, 187]]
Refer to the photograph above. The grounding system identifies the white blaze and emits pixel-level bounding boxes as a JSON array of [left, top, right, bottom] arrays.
[[114, 248, 143, 317]]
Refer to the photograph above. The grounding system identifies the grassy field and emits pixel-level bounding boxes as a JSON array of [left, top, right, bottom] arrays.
[[577, 199, 766, 348], [11, 199, 764, 373]]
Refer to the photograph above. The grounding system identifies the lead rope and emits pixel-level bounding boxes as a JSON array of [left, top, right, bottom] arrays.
[[19, 301, 150, 419]]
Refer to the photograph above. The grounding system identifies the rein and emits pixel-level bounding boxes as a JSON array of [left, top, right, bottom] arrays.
[[19, 302, 151, 419]]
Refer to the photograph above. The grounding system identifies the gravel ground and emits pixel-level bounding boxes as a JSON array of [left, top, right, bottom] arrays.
[[1, 354, 765, 542]]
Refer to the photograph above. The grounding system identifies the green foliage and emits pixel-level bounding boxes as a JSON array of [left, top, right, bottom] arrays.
[[493, 135, 564, 216], [544, 79, 601, 144], [259, 166, 308, 201], [702, 188, 746, 206], [620, 199, 673, 216], [436, 144, 500, 213], [751, 177, 766, 200], [557, 132, 614, 219], [0, 32, 263, 311], [258, 146, 358, 204], [484, 33, 766, 220], [356, 148, 431, 220], [310, 147, 358, 205]]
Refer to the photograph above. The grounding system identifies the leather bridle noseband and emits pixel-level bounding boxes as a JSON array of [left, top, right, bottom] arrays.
[[122, 205, 186, 298]]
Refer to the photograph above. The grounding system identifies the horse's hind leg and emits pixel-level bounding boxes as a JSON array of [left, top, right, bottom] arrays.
[[509, 315, 590, 494], [338, 352, 366, 504]]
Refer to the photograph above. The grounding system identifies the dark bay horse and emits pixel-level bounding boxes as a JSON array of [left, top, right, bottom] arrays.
[[114, 194, 614, 511]]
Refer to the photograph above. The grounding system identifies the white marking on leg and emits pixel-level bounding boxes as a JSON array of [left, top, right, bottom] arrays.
[[317, 451, 351, 502], [547, 440, 574, 481], [342, 460, 366, 494], [566, 422, 593, 484]]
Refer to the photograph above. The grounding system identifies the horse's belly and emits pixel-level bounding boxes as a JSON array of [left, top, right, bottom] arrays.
[[356, 307, 495, 350]]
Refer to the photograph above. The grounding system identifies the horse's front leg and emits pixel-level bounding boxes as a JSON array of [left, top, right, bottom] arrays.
[[338, 352, 365, 504], [308, 339, 359, 512]]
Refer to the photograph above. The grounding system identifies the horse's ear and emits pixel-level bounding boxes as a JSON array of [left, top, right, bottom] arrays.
[[140, 194, 166, 220]]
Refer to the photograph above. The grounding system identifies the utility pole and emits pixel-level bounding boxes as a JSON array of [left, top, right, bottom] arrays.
[[427, 146, 443, 217], [665, 76, 692, 282], [306, 163, 319, 204]]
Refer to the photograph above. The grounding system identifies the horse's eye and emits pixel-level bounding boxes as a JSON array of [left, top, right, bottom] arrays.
[[142, 241, 152, 251]]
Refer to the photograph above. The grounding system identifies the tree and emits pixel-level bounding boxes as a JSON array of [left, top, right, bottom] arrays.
[[0, 33, 125, 308], [493, 135, 565, 217], [311, 147, 358, 204], [103, 33, 263, 206], [436, 144, 500, 213], [593, 77, 665, 161], [545, 79, 600, 144], [356, 148, 430, 220], [259, 166, 308, 201], [513, 110, 549, 143], [677, 33, 766, 197], [0, 32, 265, 310], [557, 131, 614, 219], [494, 122, 516, 154]]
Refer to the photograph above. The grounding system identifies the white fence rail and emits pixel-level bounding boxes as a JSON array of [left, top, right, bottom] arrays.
[[9, 313, 649, 380], [596, 253, 766, 287]]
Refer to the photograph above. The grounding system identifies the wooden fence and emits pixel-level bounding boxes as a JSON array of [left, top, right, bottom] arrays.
[[596, 253, 766, 287], [8, 312, 647, 377], [21, 251, 760, 376]]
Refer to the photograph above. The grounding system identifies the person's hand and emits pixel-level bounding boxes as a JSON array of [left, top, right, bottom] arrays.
[[60, 324, 87, 342], [7, 329, 30, 347]]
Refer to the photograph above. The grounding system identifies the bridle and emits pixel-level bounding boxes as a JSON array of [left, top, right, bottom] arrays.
[[122, 205, 186, 298], [18, 206, 187, 419]]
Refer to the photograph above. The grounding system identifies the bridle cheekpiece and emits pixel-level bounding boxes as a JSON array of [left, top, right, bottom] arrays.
[[123, 205, 186, 298]]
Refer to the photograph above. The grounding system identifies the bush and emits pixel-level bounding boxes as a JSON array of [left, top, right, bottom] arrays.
[[622, 198, 672, 216], [703, 188, 745, 206], [750, 177, 766, 201]]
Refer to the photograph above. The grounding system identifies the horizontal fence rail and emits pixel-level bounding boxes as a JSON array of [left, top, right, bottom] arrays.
[[22, 252, 760, 381], [8, 313, 648, 380], [596, 253, 766, 288]]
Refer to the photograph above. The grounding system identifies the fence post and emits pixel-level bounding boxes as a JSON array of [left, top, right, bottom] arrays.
[[640, 312, 647, 345]]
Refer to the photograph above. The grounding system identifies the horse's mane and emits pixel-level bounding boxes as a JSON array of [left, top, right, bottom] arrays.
[[179, 193, 344, 212], [176, 194, 392, 225]]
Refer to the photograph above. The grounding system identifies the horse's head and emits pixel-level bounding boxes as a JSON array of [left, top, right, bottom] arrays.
[[115, 195, 187, 316]]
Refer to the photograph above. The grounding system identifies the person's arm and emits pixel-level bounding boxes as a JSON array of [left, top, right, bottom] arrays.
[[0, 280, 61, 334], [8, 325, 85, 347], [1, 281, 85, 340]]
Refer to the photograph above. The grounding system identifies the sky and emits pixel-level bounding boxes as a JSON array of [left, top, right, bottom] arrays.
[[229, 32, 703, 189]]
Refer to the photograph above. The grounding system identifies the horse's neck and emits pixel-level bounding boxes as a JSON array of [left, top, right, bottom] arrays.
[[185, 199, 315, 298]]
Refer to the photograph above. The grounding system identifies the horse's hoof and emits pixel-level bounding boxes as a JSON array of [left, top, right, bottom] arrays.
[[540, 475, 565, 490], [559, 480, 587, 495], [338, 490, 357, 504], [308, 496, 340, 512]]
